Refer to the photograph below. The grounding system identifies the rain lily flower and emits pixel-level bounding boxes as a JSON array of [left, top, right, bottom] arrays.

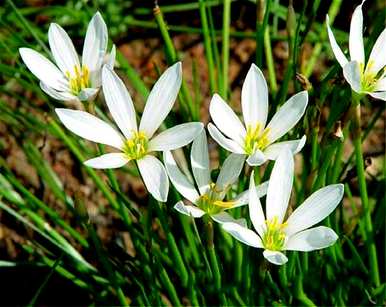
[[208, 64, 308, 166], [164, 130, 268, 224], [326, 1, 386, 100], [222, 148, 344, 265], [19, 12, 116, 102], [55, 62, 203, 202]]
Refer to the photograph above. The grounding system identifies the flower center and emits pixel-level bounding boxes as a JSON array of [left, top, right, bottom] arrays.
[[122, 131, 148, 160], [262, 216, 287, 251], [66, 65, 90, 95], [244, 124, 270, 155], [361, 61, 386, 92], [196, 183, 235, 215]]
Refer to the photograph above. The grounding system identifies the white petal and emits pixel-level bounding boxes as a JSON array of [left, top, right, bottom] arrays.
[[263, 250, 288, 265], [191, 130, 211, 195], [209, 94, 246, 144], [266, 91, 308, 144], [48, 23, 80, 75], [367, 28, 386, 75], [369, 91, 386, 101], [285, 184, 344, 236], [78, 88, 99, 101], [139, 62, 182, 138], [231, 181, 269, 208], [266, 148, 293, 224], [241, 64, 268, 128], [137, 155, 169, 202], [163, 151, 200, 203], [40, 82, 76, 101], [148, 123, 204, 152], [105, 45, 116, 69], [343, 61, 362, 93], [211, 211, 239, 224], [216, 153, 245, 192], [174, 201, 205, 218], [246, 149, 267, 166], [222, 222, 263, 248], [102, 66, 137, 139], [82, 12, 108, 74], [248, 171, 266, 237], [326, 15, 348, 68], [375, 78, 386, 92], [19, 48, 68, 91], [55, 108, 124, 149], [263, 135, 306, 161], [349, 2, 365, 64], [208, 123, 245, 154], [84, 153, 129, 169], [285, 226, 338, 252]]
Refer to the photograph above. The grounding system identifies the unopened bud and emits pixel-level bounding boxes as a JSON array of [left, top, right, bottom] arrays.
[[296, 73, 312, 91], [333, 121, 344, 141], [286, 1, 296, 40], [257, 0, 265, 24]]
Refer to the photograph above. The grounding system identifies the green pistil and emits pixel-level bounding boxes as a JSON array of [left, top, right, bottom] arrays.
[[262, 216, 287, 251], [244, 123, 270, 155], [122, 131, 148, 160], [196, 183, 235, 215]]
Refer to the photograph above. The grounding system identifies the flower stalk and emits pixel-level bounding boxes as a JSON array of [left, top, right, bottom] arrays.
[[351, 94, 380, 287]]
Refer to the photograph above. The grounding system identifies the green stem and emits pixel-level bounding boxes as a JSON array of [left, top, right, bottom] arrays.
[[206, 220, 221, 291], [220, 0, 231, 99], [152, 199, 189, 287], [351, 98, 380, 287], [304, 0, 342, 77], [87, 222, 129, 306], [159, 265, 182, 306], [198, 0, 216, 93], [264, 27, 277, 94]]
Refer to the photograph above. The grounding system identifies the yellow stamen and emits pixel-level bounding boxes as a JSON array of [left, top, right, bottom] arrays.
[[262, 216, 287, 251], [197, 184, 234, 215], [361, 60, 386, 92], [66, 65, 90, 95], [244, 123, 271, 155], [122, 131, 148, 160]]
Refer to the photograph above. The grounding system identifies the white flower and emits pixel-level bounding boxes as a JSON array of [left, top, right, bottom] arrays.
[[19, 12, 116, 102], [55, 62, 203, 202], [164, 130, 268, 224], [222, 148, 344, 265], [208, 64, 308, 166], [326, 1, 386, 101]]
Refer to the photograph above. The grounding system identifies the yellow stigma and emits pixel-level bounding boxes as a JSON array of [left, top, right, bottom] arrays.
[[122, 131, 148, 160], [361, 61, 386, 92], [244, 123, 270, 155], [262, 216, 287, 251], [66, 65, 90, 95], [197, 183, 235, 215]]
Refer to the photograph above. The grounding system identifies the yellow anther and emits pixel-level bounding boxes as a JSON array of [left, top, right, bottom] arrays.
[[262, 216, 287, 251], [66, 65, 90, 95], [244, 124, 271, 155], [361, 60, 386, 93], [197, 184, 234, 214], [122, 131, 148, 160]]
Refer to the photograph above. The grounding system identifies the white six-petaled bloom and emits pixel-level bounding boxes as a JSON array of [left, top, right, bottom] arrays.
[[55, 62, 203, 202], [326, 1, 386, 101], [208, 64, 308, 166], [222, 148, 344, 265], [19, 12, 115, 102], [164, 130, 268, 224]]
